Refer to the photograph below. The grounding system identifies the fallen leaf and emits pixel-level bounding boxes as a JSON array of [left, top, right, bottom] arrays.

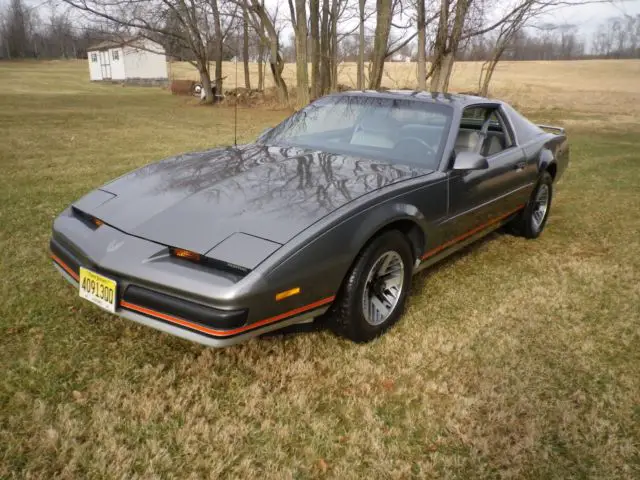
[[381, 379, 395, 392]]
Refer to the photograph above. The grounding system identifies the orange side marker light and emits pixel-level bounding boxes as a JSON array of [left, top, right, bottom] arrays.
[[276, 287, 301, 301]]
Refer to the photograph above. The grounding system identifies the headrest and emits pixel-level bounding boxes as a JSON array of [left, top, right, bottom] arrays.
[[455, 130, 481, 151]]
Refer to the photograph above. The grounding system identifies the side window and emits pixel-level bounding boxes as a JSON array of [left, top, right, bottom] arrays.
[[90, 53, 97, 63], [461, 107, 490, 127], [456, 106, 491, 154], [481, 110, 514, 157], [112, 50, 119, 61]]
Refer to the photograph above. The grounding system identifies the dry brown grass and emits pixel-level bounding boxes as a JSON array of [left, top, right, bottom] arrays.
[[0, 60, 639, 479], [170, 59, 640, 122]]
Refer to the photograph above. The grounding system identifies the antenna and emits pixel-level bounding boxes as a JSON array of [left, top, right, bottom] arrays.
[[233, 31, 239, 147]]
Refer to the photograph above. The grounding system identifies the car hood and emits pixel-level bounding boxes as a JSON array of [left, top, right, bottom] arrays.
[[73, 144, 427, 254]]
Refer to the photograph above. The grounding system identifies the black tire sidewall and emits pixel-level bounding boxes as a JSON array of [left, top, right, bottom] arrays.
[[524, 172, 553, 238]]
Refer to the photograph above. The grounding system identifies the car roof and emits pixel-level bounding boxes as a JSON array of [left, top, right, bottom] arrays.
[[330, 90, 502, 109]]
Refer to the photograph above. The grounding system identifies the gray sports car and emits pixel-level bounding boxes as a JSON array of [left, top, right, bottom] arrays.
[[50, 91, 569, 346]]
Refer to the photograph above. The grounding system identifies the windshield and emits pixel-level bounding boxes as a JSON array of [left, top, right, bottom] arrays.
[[259, 95, 453, 169]]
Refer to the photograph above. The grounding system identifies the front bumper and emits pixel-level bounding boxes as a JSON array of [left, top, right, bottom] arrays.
[[52, 259, 332, 347], [50, 208, 334, 347]]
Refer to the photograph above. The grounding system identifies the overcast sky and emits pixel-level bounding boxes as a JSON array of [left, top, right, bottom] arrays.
[[9, 0, 640, 45], [539, 0, 640, 35]]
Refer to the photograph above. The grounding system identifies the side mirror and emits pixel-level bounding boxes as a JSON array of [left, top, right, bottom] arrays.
[[453, 151, 489, 171]]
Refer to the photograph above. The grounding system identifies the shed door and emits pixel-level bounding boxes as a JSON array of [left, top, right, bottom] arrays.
[[99, 50, 111, 79]]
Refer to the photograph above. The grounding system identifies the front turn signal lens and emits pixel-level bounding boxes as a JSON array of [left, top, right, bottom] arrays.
[[92, 218, 104, 227], [276, 287, 301, 301], [172, 248, 201, 262]]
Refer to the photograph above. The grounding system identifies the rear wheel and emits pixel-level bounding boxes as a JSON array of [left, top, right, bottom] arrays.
[[508, 171, 553, 239], [330, 230, 413, 343]]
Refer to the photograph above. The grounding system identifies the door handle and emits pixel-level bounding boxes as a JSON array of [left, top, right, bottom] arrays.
[[514, 161, 526, 171]]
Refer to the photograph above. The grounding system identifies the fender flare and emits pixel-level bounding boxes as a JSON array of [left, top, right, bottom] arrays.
[[347, 202, 429, 260], [538, 147, 556, 174]]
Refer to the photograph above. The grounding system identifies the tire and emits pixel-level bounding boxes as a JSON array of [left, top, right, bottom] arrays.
[[330, 230, 414, 343], [508, 171, 553, 239]]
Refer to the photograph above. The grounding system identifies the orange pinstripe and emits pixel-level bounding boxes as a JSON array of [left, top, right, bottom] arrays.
[[421, 205, 524, 260], [52, 252, 334, 338]]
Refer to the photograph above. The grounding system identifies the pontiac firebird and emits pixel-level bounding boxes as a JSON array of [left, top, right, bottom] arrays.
[[50, 91, 569, 346]]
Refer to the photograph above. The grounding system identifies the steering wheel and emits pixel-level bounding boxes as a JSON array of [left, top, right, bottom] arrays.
[[395, 136, 437, 157]]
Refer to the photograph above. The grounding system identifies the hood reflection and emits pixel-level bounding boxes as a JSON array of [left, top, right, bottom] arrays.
[[94, 144, 430, 250]]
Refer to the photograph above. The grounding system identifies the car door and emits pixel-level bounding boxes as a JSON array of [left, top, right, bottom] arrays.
[[442, 105, 529, 243]]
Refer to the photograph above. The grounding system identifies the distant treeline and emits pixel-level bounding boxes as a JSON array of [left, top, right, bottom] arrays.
[[1, 0, 638, 62]]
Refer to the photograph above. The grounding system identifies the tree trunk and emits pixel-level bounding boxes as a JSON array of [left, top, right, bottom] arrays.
[[479, 60, 493, 96], [294, 0, 310, 106], [257, 43, 264, 90], [429, 0, 449, 91], [242, 2, 251, 90], [198, 63, 215, 104], [479, 42, 508, 96], [269, 46, 288, 103], [357, 0, 366, 89], [416, 0, 426, 90], [309, 0, 320, 98], [430, 0, 470, 93], [250, 0, 288, 102], [442, 0, 470, 92], [330, 0, 338, 90], [211, 0, 224, 94], [320, 0, 330, 94], [368, 0, 393, 89], [440, 51, 454, 92]]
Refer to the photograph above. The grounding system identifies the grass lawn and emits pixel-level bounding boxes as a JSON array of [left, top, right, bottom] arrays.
[[0, 60, 639, 478]]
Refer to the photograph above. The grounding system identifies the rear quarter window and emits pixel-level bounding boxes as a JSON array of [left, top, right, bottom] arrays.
[[502, 104, 544, 144]]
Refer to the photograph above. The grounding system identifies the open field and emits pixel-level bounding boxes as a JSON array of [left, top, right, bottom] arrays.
[[1, 60, 639, 478], [170, 59, 640, 125]]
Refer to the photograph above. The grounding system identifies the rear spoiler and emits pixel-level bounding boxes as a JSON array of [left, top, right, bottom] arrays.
[[537, 124, 565, 135]]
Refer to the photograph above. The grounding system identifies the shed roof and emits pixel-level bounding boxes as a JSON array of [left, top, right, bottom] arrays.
[[88, 36, 157, 51]]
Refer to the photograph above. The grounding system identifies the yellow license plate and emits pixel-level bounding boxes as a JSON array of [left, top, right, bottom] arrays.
[[79, 267, 117, 313]]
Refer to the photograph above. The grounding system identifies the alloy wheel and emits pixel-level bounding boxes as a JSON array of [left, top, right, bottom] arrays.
[[532, 183, 550, 231], [362, 251, 405, 326]]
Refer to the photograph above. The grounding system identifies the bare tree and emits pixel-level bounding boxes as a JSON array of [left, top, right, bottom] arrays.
[[475, 1, 601, 94], [210, 0, 224, 92], [1, 0, 33, 58], [592, 14, 639, 58], [357, 0, 366, 88], [241, 0, 251, 89], [246, 0, 288, 101], [416, 0, 426, 89], [368, 0, 393, 89], [429, 0, 473, 92], [288, 0, 310, 106], [320, 0, 331, 91], [312, 0, 346, 94], [367, 0, 436, 90], [309, 0, 320, 97], [478, 0, 536, 96]]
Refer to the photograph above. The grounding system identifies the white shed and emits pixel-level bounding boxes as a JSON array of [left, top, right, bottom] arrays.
[[87, 37, 168, 82]]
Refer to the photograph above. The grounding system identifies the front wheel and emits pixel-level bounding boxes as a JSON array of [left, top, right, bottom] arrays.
[[330, 230, 413, 343], [508, 171, 553, 239]]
